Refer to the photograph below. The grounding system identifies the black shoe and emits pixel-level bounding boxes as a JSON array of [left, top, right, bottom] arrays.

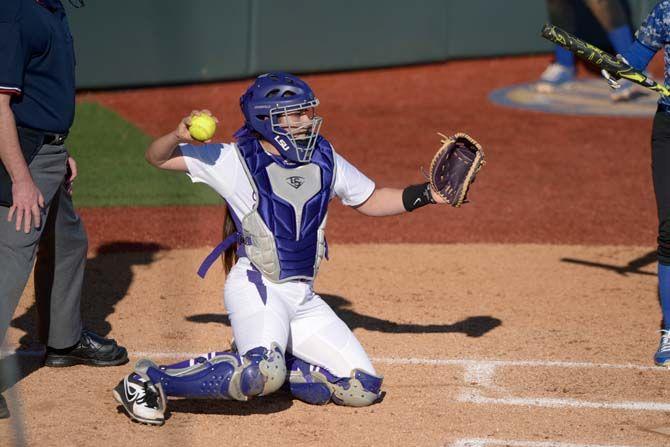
[[44, 329, 128, 367], [0, 393, 9, 419]]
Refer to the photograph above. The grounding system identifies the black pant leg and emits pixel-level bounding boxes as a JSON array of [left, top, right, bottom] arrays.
[[651, 110, 670, 264]]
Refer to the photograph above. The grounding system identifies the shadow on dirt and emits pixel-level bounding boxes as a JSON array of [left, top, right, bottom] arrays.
[[0, 350, 43, 393], [187, 293, 502, 338], [5, 242, 163, 390], [117, 387, 387, 419], [562, 250, 666, 329], [560, 250, 657, 277], [10, 241, 163, 346], [160, 390, 294, 418]]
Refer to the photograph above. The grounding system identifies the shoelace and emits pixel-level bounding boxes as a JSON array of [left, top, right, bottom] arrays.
[[659, 330, 670, 353], [141, 383, 159, 409]]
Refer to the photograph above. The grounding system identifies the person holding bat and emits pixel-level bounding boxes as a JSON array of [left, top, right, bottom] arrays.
[[595, 0, 670, 367], [538, 0, 637, 101]]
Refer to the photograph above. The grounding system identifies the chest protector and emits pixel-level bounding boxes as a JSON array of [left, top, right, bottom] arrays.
[[234, 136, 336, 283]]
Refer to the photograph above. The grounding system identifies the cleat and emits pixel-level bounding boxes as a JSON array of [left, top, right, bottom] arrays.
[[654, 329, 670, 367], [113, 368, 166, 426], [536, 63, 576, 93], [610, 79, 647, 102]]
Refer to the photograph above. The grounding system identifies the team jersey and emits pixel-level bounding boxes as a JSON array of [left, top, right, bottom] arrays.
[[180, 141, 375, 223], [635, 0, 670, 106]]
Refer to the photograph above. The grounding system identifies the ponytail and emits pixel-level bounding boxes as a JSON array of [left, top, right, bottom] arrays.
[[221, 204, 238, 274]]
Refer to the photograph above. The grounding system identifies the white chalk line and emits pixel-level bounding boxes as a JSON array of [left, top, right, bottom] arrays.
[[373, 357, 661, 371], [464, 362, 497, 387], [0, 349, 662, 371], [5, 349, 667, 410], [132, 355, 662, 372], [454, 362, 670, 413], [451, 438, 642, 447], [459, 389, 670, 412]]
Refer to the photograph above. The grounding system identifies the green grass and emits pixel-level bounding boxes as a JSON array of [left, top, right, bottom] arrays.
[[67, 102, 222, 207]]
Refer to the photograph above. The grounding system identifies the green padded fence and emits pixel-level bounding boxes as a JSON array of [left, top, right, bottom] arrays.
[[66, 0, 659, 89]]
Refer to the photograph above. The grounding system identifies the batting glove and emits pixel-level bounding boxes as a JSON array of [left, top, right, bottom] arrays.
[[600, 54, 630, 90]]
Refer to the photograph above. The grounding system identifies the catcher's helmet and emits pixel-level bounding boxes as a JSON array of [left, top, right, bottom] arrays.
[[240, 72, 322, 163]]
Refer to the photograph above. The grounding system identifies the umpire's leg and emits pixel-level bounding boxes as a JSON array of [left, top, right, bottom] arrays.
[[34, 148, 127, 367], [0, 143, 68, 347], [34, 176, 86, 349]]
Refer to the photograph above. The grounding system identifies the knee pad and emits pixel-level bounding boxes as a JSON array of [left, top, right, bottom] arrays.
[[287, 356, 383, 407], [239, 343, 286, 397]]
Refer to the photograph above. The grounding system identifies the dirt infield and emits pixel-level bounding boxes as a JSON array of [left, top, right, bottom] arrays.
[[3, 55, 670, 447], [2, 245, 669, 446]]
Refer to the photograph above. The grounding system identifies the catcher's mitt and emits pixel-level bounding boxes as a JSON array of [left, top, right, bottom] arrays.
[[428, 132, 485, 207]]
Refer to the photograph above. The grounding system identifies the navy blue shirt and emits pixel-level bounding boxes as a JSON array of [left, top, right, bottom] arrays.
[[0, 0, 75, 133]]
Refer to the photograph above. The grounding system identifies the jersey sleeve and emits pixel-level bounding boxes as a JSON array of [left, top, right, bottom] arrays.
[[332, 152, 375, 207], [180, 142, 235, 197], [635, 0, 670, 50], [0, 0, 24, 95]]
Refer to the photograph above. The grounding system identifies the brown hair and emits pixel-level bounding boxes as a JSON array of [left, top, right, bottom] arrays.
[[221, 205, 238, 274]]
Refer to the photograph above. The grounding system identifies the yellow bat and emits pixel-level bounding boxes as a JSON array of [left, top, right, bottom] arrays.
[[541, 23, 670, 97]]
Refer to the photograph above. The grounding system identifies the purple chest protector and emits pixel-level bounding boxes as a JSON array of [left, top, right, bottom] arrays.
[[198, 134, 335, 283]]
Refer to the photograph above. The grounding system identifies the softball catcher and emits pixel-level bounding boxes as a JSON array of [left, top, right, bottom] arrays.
[[112, 72, 485, 425]]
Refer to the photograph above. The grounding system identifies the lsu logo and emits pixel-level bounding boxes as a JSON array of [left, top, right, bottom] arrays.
[[286, 176, 305, 189], [274, 135, 290, 151]]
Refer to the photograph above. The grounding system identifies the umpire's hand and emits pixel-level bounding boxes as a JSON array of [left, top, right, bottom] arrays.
[[8, 178, 45, 233]]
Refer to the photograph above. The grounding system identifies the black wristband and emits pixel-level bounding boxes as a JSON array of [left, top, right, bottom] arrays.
[[402, 182, 436, 212]]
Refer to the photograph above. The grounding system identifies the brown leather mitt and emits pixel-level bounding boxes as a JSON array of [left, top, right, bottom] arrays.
[[429, 133, 485, 207]]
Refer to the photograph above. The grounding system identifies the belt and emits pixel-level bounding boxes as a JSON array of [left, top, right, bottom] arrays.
[[17, 126, 68, 146]]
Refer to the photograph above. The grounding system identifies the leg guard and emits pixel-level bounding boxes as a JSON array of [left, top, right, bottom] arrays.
[[239, 344, 286, 397], [286, 355, 383, 407], [145, 351, 245, 400], [144, 344, 285, 401]]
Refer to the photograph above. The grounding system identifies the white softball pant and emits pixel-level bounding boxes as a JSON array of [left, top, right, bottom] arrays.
[[223, 257, 376, 378]]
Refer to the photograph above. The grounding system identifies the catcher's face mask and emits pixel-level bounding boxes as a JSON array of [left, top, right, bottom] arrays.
[[271, 101, 322, 161], [240, 72, 322, 163]]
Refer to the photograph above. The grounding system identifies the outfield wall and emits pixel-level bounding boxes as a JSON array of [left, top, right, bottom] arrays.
[[67, 0, 658, 89]]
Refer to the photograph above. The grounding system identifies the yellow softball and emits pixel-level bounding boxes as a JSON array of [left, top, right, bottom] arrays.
[[189, 114, 217, 141]]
